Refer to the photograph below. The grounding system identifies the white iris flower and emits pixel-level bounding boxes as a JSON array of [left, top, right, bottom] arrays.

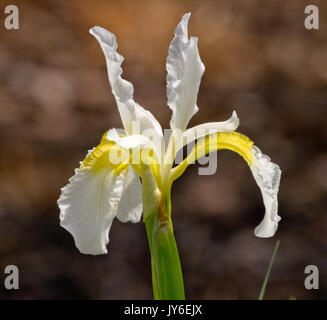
[[58, 13, 281, 255]]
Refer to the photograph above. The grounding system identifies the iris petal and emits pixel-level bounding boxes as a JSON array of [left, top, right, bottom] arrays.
[[170, 132, 281, 237], [250, 146, 281, 237], [58, 138, 142, 255], [166, 13, 205, 131], [180, 111, 239, 149], [89, 27, 163, 143], [58, 166, 125, 255]]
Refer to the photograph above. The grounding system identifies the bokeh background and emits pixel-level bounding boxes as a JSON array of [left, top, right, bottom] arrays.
[[0, 0, 326, 299]]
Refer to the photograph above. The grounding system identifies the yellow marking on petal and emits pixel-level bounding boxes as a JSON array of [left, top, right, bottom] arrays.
[[170, 131, 255, 182], [216, 132, 254, 165], [81, 130, 158, 179], [81, 135, 129, 175], [82, 129, 160, 187]]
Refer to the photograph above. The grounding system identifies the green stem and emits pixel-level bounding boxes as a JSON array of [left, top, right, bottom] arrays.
[[144, 212, 185, 299], [142, 164, 184, 300], [151, 258, 160, 300]]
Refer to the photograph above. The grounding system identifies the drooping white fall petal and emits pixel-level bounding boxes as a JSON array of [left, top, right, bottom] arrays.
[[166, 13, 205, 131], [89, 27, 163, 144], [116, 167, 143, 223], [58, 165, 142, 255], [250, 146, 281, 237]]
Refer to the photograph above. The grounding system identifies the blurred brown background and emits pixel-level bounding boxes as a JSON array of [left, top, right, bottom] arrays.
[[0, 0, 326, 299]]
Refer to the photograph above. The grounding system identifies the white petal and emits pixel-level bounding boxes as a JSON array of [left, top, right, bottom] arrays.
[[58, 167, 126, 255], [89, 27, 163, 140], [116, 166, 143, 223], [107, 128, 153, 149], [166, 13, 205, 131], [181, 111, 239, 148], [250, 146, 281, 238]]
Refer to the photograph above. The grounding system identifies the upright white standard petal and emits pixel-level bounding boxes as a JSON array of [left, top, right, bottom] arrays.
[[250, 146, 281, 238], [89, 27, 163, 141], [166, 13, 205, 131]]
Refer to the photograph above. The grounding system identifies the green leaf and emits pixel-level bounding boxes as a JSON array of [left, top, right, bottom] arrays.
[[258, 240, 280, 300]]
